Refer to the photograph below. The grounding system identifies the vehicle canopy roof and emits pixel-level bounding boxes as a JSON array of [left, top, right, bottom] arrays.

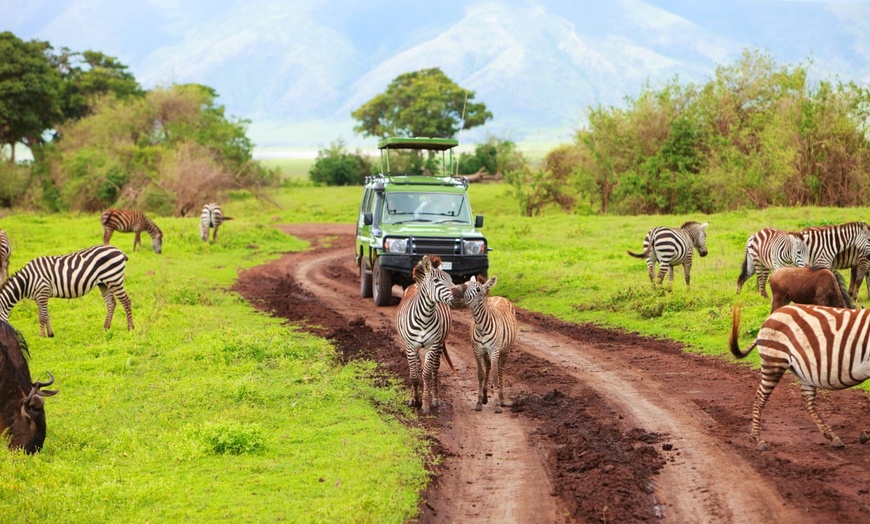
[[378, 137, 458, 151]]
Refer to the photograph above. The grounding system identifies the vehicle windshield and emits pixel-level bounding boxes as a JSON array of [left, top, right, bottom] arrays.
[[382, 192, 471, 224]]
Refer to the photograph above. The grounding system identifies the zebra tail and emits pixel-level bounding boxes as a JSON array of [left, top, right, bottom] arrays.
[[729, 304, 758, 358], [441, 345, 456, 374], [833, 270, 857, 309], [222, 216, 234, 221], [627, 249, 648, 259], [736, 251, 754, 292]]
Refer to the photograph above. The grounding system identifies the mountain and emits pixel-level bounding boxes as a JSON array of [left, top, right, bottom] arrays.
[[4, 0, 870, 151]]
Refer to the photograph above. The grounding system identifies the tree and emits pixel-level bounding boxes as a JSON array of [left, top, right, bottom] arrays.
[[0, 32, 63, 162], [51, 48, 144, 122], [352, 68, 492, 139], [458, 136, 524, 177], [309, 139, 373, 186]]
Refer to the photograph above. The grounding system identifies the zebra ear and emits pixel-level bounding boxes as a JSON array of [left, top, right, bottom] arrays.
[[484, 275, 498, 292], [700, 222, 710, 229], [421, 256, 432, 272]]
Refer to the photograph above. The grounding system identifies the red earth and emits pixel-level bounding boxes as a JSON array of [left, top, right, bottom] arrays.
[[233, 224, 870, 523]]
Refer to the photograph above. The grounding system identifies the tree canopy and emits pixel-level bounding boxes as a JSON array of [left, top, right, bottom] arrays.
[[51, 48, 144, 122], [352, 68, 492, 139], [0, 31, 63, 161]]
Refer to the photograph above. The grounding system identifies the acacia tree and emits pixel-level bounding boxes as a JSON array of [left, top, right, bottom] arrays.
[[0, 32, 63, 162], [51, 48, 144, 122], [352, 68, 492, 139]]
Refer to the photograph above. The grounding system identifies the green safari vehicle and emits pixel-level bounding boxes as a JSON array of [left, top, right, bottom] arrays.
[[355, 137, 489, 306]]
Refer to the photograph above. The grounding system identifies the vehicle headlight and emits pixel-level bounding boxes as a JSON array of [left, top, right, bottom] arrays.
[[463, 240, 486, 255], [384, 238, 408, 254]]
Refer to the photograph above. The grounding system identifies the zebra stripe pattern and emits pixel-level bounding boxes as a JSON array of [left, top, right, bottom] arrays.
[[627, 221, 709, 288], [799, 221, 870, 270], [0, 245, 134, 337], [396, 255, 459, 414], [0, 229, 10, 285], [736, 227, 807, 298], [200, 203, 231, 242], [457, 275, 517, 413], [831, 245, 870, 300], [730, 304, 870, 450], [100, 209, 163, 253]]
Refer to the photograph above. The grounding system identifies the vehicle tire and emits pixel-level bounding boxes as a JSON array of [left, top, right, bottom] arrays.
[[373, 258, 393, 307], [360, 256, 373, 298]]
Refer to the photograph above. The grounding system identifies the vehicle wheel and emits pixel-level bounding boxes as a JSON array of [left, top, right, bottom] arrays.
[[360, 256, 373, 298], [373, 258, 393, 307]]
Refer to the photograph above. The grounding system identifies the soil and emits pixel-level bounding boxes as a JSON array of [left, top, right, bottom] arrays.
[[233, 224, 870, 523]]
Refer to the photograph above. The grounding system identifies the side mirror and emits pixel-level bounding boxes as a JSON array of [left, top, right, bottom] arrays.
[[475, 215, 484, 228], [363, 212, 373, 226]]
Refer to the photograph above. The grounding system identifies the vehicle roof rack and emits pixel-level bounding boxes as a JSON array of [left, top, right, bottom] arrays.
[[378, 137, 458, 151], [365, 174, 469, 189]]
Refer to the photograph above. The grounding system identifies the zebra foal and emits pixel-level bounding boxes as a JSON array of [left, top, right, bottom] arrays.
[[456, 275, 517, 413], [200, 203, 232, 243], [627, 221, 709, 289], [100, 209, 163, 254], [736, 227, 807, 298], [731, 303, 870, 450], [0, 245, 134, 337], [396, 255, 461, 414]]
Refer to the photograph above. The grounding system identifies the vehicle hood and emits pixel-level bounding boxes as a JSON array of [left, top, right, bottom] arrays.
[[382, 223, 482, 238]]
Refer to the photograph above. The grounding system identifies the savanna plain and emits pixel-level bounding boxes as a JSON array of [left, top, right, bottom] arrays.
[[2, 158, 869, 522]]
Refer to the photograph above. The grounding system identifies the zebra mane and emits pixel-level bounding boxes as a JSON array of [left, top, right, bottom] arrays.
[[681, 221, 701, 229]]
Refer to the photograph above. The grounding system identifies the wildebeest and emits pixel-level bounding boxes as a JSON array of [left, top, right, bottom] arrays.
[[768, 266, 857, 313], [0, 319, 57, 453]]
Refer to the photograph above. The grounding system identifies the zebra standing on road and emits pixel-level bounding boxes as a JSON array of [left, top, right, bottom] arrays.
[[736, 227, 807, 298], [456, 274, 517, 413], [100, 209, 163, 254], [200, 203, 232, 243], [627, 221, 709, 289], [731, 303, 870, 450], [0, 244, 134, 337], [396, 255, 460, 414], [0, 229, 11, 284]]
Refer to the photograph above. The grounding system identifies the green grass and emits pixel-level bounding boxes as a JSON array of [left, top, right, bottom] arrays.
[[0, 208, 427, 523]]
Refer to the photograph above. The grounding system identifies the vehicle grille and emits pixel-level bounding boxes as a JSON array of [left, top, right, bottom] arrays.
[[410, 237, 461, 256]]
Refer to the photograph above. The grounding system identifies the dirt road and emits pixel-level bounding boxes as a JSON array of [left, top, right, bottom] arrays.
[[234, 224, 870, 523]]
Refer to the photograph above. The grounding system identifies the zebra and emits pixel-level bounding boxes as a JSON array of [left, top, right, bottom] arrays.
[[730, 303, 870, 450], [456, 274, 517, 413], [0, 229, 10, 285], [799, 221, 870, 270], [831, 245, 870, 300], [395, 255, 461, 414], [736, 227, 808, 298], [627, 221, 709, 289], [100, 209, 163, 254], [0, 245, 134, 338], [200, 203, 232, 243]]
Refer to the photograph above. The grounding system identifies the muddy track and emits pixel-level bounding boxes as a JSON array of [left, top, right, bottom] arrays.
[[234, 224, 870, 523]]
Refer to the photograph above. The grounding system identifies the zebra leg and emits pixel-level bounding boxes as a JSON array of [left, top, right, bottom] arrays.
[[420, 348, 439, 414], [684, 262, 692, 288], [406, 346, 422, 408], [757, 269, 770, 299], [107, 283, 135, 330], [36, 296, 53, 338], [491, 348, 503, 413], [430, 345, 443, 409], [656, 265, 668, 287], [750, 363, 787, 451], [496, 350, 509, 409], [646, 261, 655, 285], [800, 384, 844, 448], [102, 227, 113, 244], [200, 225, 209, 242], [98, 284, 117, 330], [474, 346, 486, 411], [213, 225, 219, 243]]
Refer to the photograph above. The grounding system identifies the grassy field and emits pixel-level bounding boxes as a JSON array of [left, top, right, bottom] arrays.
[[1, 181, 867, 522]]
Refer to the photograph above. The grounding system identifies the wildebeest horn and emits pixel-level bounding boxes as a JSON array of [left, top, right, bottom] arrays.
[[33, 371, 55, 389], [32, 371, 59, 397]]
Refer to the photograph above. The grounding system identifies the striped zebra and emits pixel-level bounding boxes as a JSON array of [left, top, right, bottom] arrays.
[[456, 275, 517, 413], [800, 221, 870, 270], [396, 255, 460, 414], [200, 203, 232, 243], [730, 304, 870, 450], [627, 221, 709, 289], [0, 245, 134, 338], [736, 227, 807, 298], [831, 245, 870, 300], [100, 209, 163, 254], [0, 229, 10, 284]]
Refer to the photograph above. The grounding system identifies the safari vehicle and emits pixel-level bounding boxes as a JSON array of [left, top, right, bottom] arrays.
[[356, 137, 489, 306]]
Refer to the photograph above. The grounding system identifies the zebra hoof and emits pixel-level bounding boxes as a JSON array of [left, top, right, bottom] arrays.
[[474, 403, 482, 412], [755, 440, 769, 451], [860, 430, 870, 444], [421, 407, 431, 416], [495, 405, 503, 414], [831, 436, 845, 448], [431, 399, 440, 408]]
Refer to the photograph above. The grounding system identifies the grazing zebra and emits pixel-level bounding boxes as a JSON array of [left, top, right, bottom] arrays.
[[396, 255, 461, 414], [627, 221, 709, 289], [0, 229, 10, 284], [730, 303, 870, 450], [831, 245, 870, 300], [799, 221, 870, 270], [100, 209, 163, 254], [0, 245, 134, 337], [200, 203, 232, 243], [456, 275, 517, 413], [736, 227, 807, 298]]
